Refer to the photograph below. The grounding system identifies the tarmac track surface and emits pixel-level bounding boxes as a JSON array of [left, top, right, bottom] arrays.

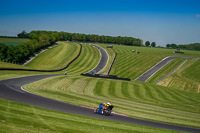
[[88, 45, 108, 73], [0, 75, 200, 132], [135, 56, 179, 82]]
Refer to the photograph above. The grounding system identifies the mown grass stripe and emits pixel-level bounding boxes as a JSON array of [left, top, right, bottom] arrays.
[[94, 80, 104, 96], [108, 81, 116, 96], [121, 82, 131, 98]]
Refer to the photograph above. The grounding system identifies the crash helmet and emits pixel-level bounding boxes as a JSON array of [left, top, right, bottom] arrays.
[[107, 102, 111, 105]]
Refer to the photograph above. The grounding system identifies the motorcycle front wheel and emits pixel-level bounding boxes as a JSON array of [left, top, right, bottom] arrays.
[[94, 108, 98, 114]]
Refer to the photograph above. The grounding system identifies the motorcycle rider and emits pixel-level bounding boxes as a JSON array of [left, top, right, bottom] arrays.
[[105, 102, 111, 109], [98, 103, 105, 114], [98, 102, 111, 114]]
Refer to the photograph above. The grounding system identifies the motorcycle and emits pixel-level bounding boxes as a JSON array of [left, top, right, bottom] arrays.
[[94, 104, 114, 116]]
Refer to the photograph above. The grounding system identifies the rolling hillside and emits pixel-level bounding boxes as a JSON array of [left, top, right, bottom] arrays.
[[1, 42, 200, 132], [108, 45, 200, 80], [25, 42, 80, 70], [24, 75, 200, 128]]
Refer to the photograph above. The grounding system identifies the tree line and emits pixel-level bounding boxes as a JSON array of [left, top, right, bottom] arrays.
[[145, 41, 156, 47], [0, 30, 143, 64], [166, 43, 200, 51], [28, 31, 143, 46]]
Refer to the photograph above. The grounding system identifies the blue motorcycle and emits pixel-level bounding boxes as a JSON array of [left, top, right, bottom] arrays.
[[94, 103, 114, 115]]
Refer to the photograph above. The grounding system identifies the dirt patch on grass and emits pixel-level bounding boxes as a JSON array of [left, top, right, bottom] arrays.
[[157, 76, 172, 86]]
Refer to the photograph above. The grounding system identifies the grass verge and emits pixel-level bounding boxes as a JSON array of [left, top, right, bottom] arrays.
[[0, 98, 179, 133], [157, 59, 200, 93]]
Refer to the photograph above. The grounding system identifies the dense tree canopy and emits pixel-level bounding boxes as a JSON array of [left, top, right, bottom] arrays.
[[17, 30, 29, 38], [151, 42, 156, 47], [179, 43, 200, 51], [145, 41, 150, 47], [0, 30, 143, 64], [165, 43, 177, 49], [166, 43, 200, 51]]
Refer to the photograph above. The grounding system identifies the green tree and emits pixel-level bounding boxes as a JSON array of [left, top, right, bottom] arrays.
[[17, 30, 28, 38], [166, 44, 171, 48], [171, 44, 177, 49], [145, 41, 150, 47], [151, 42, 156, 47]]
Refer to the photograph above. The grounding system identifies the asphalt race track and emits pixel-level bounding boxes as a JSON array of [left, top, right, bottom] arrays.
[[0, 75, 200, 132], [135, 56, 178, 82], [88, 45, 108, 73]]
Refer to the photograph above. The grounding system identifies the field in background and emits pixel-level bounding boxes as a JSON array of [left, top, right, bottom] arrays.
[[0, 42, 101, 79], [108, 44, 200, 80], [0, 61, 30, 69], [25, 42, 80, 70], [64, 43, 101, 74], [24, 75, 200, 128], [0, 38, 30, 46]]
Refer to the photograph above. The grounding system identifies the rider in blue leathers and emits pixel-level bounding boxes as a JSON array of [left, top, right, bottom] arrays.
[[98, 102, 111, 114]]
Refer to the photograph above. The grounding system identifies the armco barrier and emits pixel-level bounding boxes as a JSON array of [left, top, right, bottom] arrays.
[[0, 44, 82, 72], [81, 73, 130, 81], [107, 52, 117, 75]]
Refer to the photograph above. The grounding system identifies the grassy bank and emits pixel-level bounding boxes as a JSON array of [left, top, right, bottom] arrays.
[[24, 75, 200, 128], [0, 42, 102, 79], [0, 61, 30, 69], [64, 43, 101, 74], [147, 58, 187, 84], [182, 59, 200, 82], [157, 59, 200, 93], [25, 42, 80, 70], [0, 98, 179, 133]]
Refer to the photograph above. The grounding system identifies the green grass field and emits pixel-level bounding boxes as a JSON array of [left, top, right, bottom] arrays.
[[63, 43, 101, 74], [0, 62, 45, 80], [0, 61, 30, 69], [24, 75, 200, 128], [25, 42, 80, 70], [156, 59, 200, 93], [1, 42, 200, 132], [108, 45, 200, 80], [0, 38, 30, 46], [182, 59, 200, 82], [147, 58, 187, 84], [0, 98, 180, 133]]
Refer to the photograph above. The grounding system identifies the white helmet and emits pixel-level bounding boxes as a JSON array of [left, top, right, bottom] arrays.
[[107, 102, 110, 105]]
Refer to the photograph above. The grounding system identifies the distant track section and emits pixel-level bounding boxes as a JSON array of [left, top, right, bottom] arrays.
[[0, 44, 82, 72], [88, 45, 108, 74], [135, 56, 178, 82]]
